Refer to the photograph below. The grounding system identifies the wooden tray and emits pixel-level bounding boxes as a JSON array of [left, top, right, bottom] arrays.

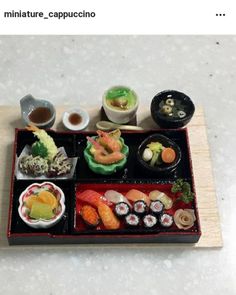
[[0, 106, 222, 248]]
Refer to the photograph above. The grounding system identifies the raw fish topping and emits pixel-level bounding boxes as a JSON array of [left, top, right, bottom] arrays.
[[76, 189, 111, 207], [104, 190, 131, 207], [98, 203, 120, 230], [126, 189, 150, 206], [80, 205, 100, 227]]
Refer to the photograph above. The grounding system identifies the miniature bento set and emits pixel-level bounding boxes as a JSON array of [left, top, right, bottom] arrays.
[[7, 88, 201, 245]]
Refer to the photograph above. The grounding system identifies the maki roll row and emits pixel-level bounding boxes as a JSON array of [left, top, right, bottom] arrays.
[[114, 199, 165, 217], [125, 212, 173, 229], [114, 199, 173, 229]]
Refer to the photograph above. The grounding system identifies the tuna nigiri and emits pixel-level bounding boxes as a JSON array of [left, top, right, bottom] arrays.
[[125, 189, 150, 206], [98, 203, 120, 230], [76, 190, 111, 207]]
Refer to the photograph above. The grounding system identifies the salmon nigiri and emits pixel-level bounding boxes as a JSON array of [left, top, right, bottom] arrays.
[[98, 203, 120, 230], [125, 189, 150, 206], [76, 190, 111, 207]]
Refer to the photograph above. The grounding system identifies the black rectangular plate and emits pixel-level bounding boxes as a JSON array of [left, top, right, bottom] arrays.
[[8, 128, 201, 245]]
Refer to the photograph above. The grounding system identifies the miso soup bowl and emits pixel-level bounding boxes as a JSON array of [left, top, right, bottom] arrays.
[[151, 90, 195, 129], [18, 182, 65, 229], [102, 85, 139, 124]]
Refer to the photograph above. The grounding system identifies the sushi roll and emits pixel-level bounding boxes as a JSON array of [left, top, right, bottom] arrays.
[[159, 213, 173, 228], [143, 214, 157, 229], [125, 213, 140, 228], [133, 200, 148, 216], [114, 202, 130, 218], [150, 200, 164, 215]]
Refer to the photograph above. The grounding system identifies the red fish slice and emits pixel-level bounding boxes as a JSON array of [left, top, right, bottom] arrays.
[[76, 189, 111, 208]]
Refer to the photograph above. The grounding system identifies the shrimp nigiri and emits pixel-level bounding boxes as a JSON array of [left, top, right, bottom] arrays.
[[98, 203, 120, 230]]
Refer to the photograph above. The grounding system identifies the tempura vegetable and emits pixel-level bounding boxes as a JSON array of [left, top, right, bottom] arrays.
[[27, 125, 58, 161]]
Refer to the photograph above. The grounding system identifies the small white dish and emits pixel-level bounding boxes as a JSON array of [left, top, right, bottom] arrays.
[[18, 182, 65, 229], [62, 108, 90, 131]]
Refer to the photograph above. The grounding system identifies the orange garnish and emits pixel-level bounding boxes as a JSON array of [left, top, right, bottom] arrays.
[[161, 147, 176, 163]]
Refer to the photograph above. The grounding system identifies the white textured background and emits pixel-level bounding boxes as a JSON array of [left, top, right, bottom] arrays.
[[0, 36, 236, 294]]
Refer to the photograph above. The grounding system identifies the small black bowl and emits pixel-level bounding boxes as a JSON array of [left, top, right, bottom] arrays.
[[137, 134, 181, 175], [151, 90, 195, 129]]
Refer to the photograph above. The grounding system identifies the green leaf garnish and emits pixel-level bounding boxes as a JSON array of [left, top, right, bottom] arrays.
[[32, 141, 48, 158], [171, 179, 194, 204]]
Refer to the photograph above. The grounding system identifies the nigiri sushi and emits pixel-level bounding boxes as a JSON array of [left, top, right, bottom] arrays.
[[125, 189, 150, 206], [80, 205, 100, 228], [149, 190, 173, 209], [76, 190, 111, 208], [98, 203, 120, 230], [104, 190, 132, 207]]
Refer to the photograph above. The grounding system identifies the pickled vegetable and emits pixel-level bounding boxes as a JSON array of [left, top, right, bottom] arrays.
[[161, 147, 176, 163], [29, 202, 54, 220]]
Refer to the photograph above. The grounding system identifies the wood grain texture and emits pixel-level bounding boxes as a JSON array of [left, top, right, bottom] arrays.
[[0, 106, 222, 249]]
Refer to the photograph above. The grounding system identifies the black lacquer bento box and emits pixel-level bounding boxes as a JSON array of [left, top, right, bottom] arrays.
[[7, 128, 201, 245]]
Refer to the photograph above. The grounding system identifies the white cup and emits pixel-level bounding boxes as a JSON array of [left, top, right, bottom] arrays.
[[102, 86, 139, 124]]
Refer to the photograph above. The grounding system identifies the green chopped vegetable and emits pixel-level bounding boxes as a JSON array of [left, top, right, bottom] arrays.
[[171, 179, 194, 204], [147, 142, 163, 153], [106, 87, 130, 99], [32, 141, 48, 158]]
